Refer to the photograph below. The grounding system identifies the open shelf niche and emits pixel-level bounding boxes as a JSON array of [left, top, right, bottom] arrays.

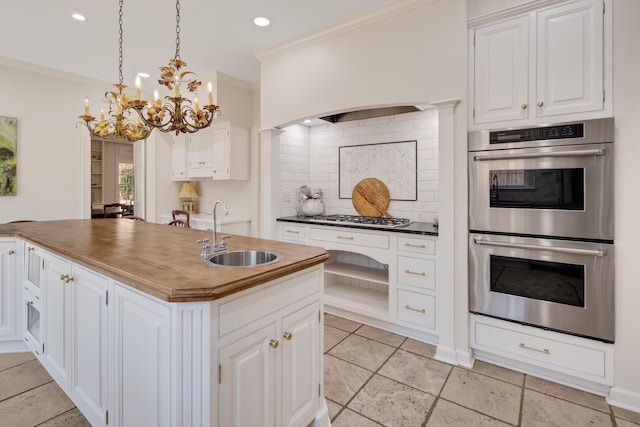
[[324, 250, 389, 319]]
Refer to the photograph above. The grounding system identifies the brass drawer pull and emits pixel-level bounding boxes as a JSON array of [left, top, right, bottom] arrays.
[[7, 250, 15, 255], [269, 339, 279, 349], [337, 236, 354, 240], [404, 305, 426, 314], [404, 243, 426, 248], [404, 269, 426, 276], [283, 331, 293, 341], [285, 229, 300, 234], [519, 342, 550, 355]]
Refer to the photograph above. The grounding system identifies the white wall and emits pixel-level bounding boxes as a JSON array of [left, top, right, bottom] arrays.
[[609, 0, 640, 411], [0, 59, 112, 222], [259, 0, 467, 130], [279, 110, 440, 222]]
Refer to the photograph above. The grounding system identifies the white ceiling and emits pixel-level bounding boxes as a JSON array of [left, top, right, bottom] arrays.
[[1, 0, 396, 86]]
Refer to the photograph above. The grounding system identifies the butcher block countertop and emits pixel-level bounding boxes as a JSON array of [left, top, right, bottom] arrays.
[[0, 219, 329, 302]]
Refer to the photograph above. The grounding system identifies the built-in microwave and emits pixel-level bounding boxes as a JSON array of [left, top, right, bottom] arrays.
[[468, 118, 614, 242]]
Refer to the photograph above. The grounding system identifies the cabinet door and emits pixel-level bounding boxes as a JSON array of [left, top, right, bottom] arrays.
[[42, 253, 72, 391], [24, 244, 42, 296], [188, 128, 214, 178], [70, 265, 109, 427], [171, 133, 188, 181], [113, 284, 171, 427], [473, 15, 529, 124], [212, 125, 230, 179], [0, 241, 18, 340], [536, 0, 603, 117], [281, 302, 321, 427], [219, 322, 278, 427]]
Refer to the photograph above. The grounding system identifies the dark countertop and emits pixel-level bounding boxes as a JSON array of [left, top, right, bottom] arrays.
[[0, 219, 329, 302], [277, 216, 439, 236]]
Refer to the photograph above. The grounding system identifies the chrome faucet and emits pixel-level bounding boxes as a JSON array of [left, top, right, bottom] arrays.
[[212, 199, 230, 251]]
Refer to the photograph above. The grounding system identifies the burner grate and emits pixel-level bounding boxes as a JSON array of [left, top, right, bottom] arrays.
[[310, 214, 411, 228]]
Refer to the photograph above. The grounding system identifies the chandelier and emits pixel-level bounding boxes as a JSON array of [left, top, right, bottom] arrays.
[[78, 0, 152, 142], [132, 0, 220, 135]]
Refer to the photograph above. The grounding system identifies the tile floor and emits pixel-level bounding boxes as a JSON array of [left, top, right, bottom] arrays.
[[324, 314, 640, 427], [1, 314, 639, 426]]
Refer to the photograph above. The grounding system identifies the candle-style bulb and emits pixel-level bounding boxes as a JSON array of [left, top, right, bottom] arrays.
[[207, 82, 213, 105], [135, 76, 142, 100], [194, 95, 200, 112], [84, 97, 90, 116]]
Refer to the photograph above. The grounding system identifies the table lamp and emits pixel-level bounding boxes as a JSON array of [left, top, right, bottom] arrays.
[[179, 182, 198, 213]]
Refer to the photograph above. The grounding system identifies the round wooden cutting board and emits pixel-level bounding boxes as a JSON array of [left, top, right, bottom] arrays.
[[352, 178, 392, 217]]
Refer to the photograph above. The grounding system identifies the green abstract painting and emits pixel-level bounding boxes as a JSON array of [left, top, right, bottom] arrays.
[[0, 116, 17, 196]]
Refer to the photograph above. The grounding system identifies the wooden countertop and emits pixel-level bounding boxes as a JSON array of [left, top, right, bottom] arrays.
[[0, 219, 329, 302]]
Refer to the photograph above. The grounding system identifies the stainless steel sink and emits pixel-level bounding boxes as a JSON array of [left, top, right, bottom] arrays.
[[207, 250, 280, 267]]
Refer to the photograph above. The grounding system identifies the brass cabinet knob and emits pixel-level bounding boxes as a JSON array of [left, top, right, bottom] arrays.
[[283, 332, 293, 341], [7, 250, 15, 255], [27, 247, 34, 253], [65, 276, 74, 283], [26, 300, 33, 306], [537, 101, 544, 107], [521, 103, 527, 110], [60, 274, 66, 281], [269, 339, 279, 349]]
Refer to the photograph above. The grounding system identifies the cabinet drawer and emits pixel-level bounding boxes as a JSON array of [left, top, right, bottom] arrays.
[[397, 290, 435, 330], [281, 224, 305, 241], [397, 236, 436, 255], [309, 227, 388, 249], [473, 320, 607, 380], [218, 269, 321, 337], [397, 256, 435, 291]]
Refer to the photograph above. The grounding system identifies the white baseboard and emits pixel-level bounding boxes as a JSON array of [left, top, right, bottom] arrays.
[[456, 349, 474, 369], [0, 340, 28, 353], [608, 386, 640, 414]]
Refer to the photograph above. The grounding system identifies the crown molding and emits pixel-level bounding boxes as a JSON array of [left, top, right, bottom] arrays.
[[0, 56, 111, 86], [256, 0, 438, 61], [467, 0, 569, 27]]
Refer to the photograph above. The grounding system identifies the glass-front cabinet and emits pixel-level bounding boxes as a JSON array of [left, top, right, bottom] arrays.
[[23, 243, 43, 356]]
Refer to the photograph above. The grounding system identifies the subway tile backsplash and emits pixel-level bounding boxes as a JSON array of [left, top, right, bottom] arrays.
[[279, 109, 439, 222]]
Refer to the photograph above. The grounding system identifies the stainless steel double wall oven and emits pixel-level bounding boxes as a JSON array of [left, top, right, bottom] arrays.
[[468, 118, 614, 342]]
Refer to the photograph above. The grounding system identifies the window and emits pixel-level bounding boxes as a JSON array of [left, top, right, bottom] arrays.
[[119, 163, 134, 204]]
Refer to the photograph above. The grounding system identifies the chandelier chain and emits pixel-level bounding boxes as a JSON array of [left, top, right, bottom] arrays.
[[118, 0, 124, 85], [175, 0, 181, 60]]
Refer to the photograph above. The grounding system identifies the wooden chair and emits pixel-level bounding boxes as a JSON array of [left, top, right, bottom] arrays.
[[168, 219, 188, 228], [171, 210, 190, 228], [104, 203, 124, 218]]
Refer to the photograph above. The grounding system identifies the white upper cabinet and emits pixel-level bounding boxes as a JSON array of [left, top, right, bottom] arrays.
[[470, 0, 610, 128], [173, 121, 250, 180], [171, 133, 188, 181], [536, 0, 603, 117], [211, 121, 250, 181], [472, 15, 530, 124], [188, 128, 216, 178]]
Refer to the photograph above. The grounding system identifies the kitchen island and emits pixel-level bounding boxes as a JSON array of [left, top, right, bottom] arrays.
[[0, 219, 330, 427]]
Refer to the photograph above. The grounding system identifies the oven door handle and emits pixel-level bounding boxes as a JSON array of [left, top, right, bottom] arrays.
[[473, 148, 606, 161], [473, 238, 607, 257]]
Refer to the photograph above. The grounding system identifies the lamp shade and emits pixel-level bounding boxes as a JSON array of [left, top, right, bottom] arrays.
[[178, 182, 198, 199]]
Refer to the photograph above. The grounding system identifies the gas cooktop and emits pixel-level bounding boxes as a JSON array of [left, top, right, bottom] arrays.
[[308, 214, 411, 228]]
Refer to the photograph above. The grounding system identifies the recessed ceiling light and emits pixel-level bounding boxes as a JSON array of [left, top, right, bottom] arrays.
[[253, 17, 270, 27], [72, 13, 86, 21], [303, 119, 312, 123], [137, 72, 150, 78]]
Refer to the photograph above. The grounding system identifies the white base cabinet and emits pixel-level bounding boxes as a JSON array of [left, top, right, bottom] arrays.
[[0, 239, 20, 347], [16, 240, 327, 427], [278, 222, 453, 363], [470, 314, 614, 394], [216, 268, 323, 427]]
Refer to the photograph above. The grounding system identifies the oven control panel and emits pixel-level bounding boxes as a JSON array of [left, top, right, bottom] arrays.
[[490, 123, 584, 144]]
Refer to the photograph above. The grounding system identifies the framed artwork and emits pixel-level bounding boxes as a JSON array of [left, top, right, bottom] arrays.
[[0, 116, 17, 196], [339, 140, 417, 200]]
